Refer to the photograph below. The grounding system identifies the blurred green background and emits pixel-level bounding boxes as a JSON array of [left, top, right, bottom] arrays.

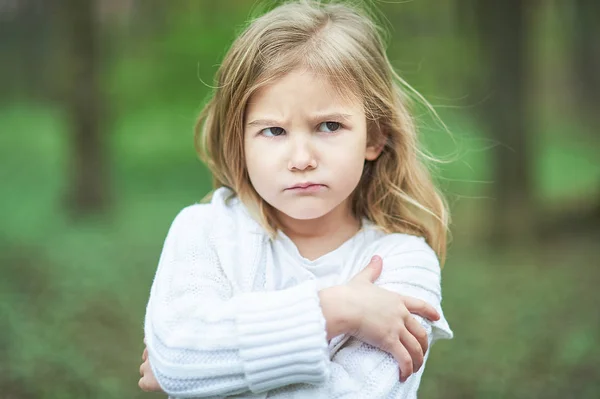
[[1, 0, 599, 398]]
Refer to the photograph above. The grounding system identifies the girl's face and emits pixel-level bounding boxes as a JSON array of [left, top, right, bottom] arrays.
[[244, 69, 381, 222]]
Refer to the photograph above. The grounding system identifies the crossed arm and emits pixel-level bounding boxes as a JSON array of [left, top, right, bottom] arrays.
[[140, 209, 451, 398]]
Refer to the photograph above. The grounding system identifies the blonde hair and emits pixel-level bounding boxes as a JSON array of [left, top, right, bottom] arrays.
[[195, 0, 450, 264]]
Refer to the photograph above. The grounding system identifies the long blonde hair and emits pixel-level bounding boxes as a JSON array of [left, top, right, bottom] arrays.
[[195, 0, 450, 264]]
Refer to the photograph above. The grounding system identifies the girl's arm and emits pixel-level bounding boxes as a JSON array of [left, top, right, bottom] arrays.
[[264, 236, 453, 398], [144, 207, 440, 398], [145, 206, 330, 397]]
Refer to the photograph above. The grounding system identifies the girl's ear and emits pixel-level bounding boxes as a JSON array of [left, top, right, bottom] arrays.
[[365, 142, 384, 161], [365, 126, 386, 161]]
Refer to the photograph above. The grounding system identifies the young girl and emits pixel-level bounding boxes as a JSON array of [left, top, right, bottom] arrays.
[[139, 0, 452, 397]]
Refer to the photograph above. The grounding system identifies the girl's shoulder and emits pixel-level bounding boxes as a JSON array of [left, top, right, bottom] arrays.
[[168, 187, 262, 240], [362, 224, 438, 263]]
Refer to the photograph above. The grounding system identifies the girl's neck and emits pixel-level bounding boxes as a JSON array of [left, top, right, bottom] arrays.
[[276, 199, 361, 261]]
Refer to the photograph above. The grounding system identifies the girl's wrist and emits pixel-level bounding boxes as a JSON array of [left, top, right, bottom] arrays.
[[319, 285, 357, 340]]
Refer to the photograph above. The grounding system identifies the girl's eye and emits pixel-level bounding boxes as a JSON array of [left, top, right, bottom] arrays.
[[261, 127, 285, 137], [319, 121, 341, 133]]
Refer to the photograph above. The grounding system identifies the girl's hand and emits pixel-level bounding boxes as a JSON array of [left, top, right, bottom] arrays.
[[345, 255, 439, 382], [139, 344, 163, 392]]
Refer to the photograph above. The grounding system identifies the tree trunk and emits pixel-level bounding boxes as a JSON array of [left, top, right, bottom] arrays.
[[474, 1, 535, 244], [571, 0, 600, 120], [60, 0, 109, 216], [572, 0, 600, 228]]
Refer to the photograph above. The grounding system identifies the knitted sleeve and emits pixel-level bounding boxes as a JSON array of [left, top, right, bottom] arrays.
[[143, 206, 330, 398], [265, 235, 453, 399]]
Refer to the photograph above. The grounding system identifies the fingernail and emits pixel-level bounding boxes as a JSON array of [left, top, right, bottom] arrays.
[[371, 255, 381, 263]]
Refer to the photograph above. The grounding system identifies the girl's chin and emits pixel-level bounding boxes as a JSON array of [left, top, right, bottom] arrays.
[[275, 206, 331, 222], [281, 211, 328, 221]]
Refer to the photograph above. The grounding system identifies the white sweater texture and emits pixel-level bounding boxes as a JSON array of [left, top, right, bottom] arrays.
[[144, 187, 453, 399]]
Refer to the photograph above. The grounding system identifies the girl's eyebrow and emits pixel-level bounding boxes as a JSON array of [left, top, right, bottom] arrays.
[[247, 118, 281, 127], [246, 113, 353, 127], [311, 112, 353, 122]]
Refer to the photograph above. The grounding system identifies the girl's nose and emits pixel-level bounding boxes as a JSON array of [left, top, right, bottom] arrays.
[[287, 136, 317, 171]]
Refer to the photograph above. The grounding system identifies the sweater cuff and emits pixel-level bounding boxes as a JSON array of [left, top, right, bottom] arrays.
[[233, 280, 330, 393]]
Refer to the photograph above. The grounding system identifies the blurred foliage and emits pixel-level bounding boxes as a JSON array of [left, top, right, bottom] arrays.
[[0, 0, 599, 398]]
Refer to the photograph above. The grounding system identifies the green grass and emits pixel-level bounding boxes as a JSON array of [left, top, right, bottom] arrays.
[[1, 103, 599, 398], [421, 240, 600, 398], [0, 104, 207, 398]]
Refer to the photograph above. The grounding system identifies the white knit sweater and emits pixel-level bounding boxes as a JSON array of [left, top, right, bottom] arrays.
[[144, 187, 452, 399]]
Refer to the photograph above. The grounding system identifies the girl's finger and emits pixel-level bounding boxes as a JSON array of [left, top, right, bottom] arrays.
[[399, 327, 424, 373], [139, 375, 153, 392], [389, 341, 413, 382], [405, 316, 429, 356], [140, 359, 151, 375], [402, 297, 439, 321], [351, 255, 383, 283], [143, 347, 148, 361]]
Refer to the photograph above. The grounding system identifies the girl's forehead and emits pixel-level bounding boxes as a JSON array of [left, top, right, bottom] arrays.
[[249, 68, 362, 108]]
